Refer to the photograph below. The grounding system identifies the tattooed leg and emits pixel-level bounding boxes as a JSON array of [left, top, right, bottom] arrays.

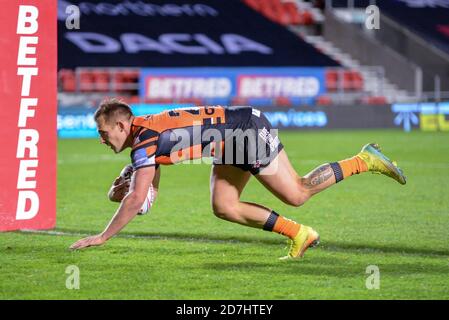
[[255, 150, 341, 207], [301, 164, 336, 195], [256, 150, 366, 207]]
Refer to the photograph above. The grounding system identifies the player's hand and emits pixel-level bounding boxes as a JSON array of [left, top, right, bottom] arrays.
[[108, 177, 130, 202], [69, 234, 107, 250]]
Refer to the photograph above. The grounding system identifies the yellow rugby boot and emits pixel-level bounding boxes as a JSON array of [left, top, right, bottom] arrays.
[[357, 143, 407, 185], [280, 225, 320, 260]]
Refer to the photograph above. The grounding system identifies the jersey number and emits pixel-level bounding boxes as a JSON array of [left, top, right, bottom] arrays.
[[168, 107, 221, 125]]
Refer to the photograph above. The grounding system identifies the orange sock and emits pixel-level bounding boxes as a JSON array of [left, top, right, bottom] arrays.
[[273, 216, 301, 239], [338, 156, 368, 178], [263, 211, 301, 239]]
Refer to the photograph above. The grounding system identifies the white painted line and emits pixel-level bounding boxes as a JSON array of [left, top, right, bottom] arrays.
[[18, 229, 267, 245]]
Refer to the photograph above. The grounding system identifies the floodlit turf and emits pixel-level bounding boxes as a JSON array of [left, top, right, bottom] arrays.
[[1, 130, 448, 299]]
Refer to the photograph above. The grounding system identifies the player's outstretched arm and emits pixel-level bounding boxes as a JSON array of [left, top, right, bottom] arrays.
[[70, 166, 155, 250]]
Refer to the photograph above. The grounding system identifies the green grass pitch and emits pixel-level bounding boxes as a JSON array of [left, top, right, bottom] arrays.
[[1, 130, 448, 299]]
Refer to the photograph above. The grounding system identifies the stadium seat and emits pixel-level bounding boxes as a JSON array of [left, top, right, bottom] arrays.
[[274, 96, 292, 107], [325, 70, 339, 92], [243, 0, 315, 26], [278, 6, 292, 26], [342, 71, 364, 91], [58, 69, 76, 92], [116, 70, 139, 94], [127, 95, 141, 104], [361, 96, 388, 105], [300, 11, 314, 25], [79, 70, 95, 92], [231, 97, 249, 106], [326, 70, 364, 92], [259, 2, 277, 23], [342, 71, 354, 91], [316, 95, 332, 105], [351, 71, 364, 91], [91, 70, 110, 92], [272, 0, 290, 26], [284, 2, 301, 25], [113, 71, 131, 93]]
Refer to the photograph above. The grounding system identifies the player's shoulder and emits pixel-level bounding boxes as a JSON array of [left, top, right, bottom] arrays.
[[131, 116, 159, 150], [132, 114, 152, 128], [132, 127, 159, 148]]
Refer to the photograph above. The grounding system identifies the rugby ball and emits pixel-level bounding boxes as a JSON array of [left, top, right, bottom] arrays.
[[138, 184, 154, 215], [119, 164, 154, 215], [119, 164, 134, 181]]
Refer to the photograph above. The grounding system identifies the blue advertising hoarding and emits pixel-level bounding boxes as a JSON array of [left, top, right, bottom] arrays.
[[58, 103, 435, 139], [57, 103, 193, 138], [391, 101, 449, 132], [140, 67, 326, 106], [57, 106, 97, 138]]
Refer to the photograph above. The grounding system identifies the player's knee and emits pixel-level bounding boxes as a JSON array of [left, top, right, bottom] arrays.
[[283, 191, 310, 207], [211, 201, 239, 221]]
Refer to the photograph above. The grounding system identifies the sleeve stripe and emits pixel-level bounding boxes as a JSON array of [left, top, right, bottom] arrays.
[[134, 126, 144, 138], [131, 141, 157, 154], [133, 136, 158, 149], [132, 152, 156, 168], [139, 128, 159, 141]]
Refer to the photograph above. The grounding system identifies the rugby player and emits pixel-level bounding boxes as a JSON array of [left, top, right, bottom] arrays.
[[70, 99, 406, 259]]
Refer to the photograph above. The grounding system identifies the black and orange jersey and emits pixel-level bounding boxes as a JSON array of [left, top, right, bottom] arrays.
[[130, 106, 255, 169]]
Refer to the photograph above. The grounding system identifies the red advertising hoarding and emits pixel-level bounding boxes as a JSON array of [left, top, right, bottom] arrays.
[[0, 1, 56, 231]]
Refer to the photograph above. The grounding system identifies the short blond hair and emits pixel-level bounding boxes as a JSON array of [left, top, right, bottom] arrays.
[[94, 98, 133, 123]]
